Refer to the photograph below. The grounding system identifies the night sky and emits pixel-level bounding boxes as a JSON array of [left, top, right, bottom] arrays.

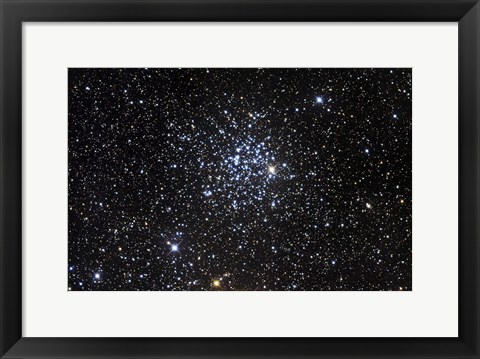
[[68, 68, 412, 291]]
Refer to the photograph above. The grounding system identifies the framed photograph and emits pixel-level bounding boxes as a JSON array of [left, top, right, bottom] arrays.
[[1, 0, 479, 358]]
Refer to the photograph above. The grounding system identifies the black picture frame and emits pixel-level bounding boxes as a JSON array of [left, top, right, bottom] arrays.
[[1, 0, 479, 358]]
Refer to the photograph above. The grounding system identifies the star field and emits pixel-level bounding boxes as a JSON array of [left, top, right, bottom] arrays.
[[68, 68, 412, 291]]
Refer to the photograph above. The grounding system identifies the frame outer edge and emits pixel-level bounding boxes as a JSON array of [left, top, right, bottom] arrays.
[[1, 0, 480, 358], [0, 0, 23, 358], [459, 1, 480, 357]]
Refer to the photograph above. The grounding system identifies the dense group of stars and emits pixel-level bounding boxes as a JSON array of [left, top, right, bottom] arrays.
[[68, 68, 412, 291]]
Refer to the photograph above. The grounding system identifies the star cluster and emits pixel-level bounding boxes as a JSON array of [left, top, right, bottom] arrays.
[[68, 68, 412, 291]]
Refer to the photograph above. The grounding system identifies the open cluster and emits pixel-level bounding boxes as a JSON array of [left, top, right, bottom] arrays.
[[68, 68, 412, 291]]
